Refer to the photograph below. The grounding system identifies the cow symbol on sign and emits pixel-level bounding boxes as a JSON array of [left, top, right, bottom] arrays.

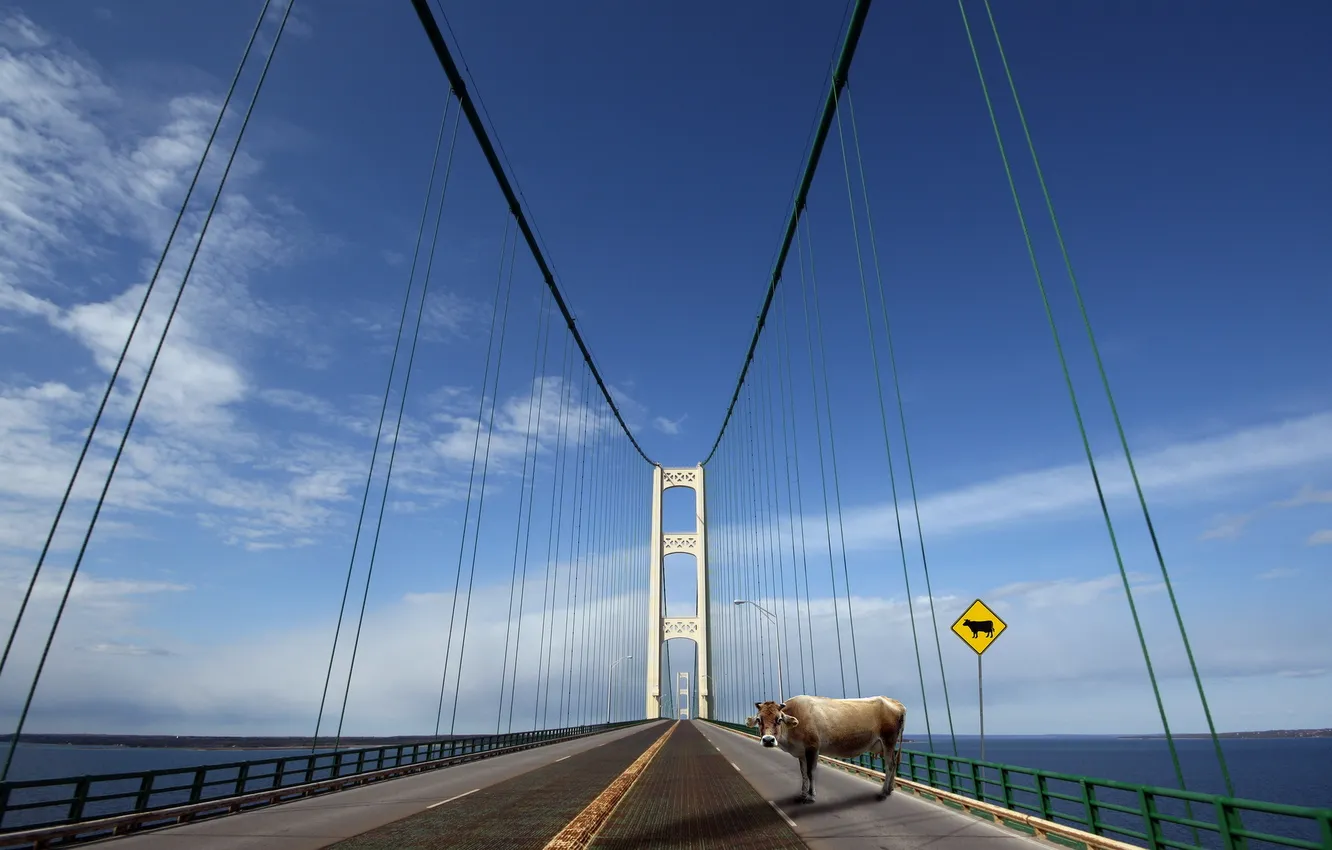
[[961, 619, 994, 639]]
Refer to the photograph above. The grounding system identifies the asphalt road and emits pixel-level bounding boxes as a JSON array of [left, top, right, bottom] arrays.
[[696, 721, 1049, 850], [90, 721, 669, 849]]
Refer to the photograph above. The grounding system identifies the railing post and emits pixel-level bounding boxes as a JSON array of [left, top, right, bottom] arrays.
[[1138, 789, 1162, 850], [1079, 779, 1097, 835], [234, 763, 250, 796], [272, 759, 286, 789], [188, 768, 206, 803], [999, 767, 1013, 811], [69, 777, 91, 821], [1035, 774, 1052, 821], [970, 761, 983, 803], [1215, 799, 1249, 850]]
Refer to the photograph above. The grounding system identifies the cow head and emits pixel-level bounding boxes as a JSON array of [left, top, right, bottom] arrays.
[[747, 700, 798, 747]]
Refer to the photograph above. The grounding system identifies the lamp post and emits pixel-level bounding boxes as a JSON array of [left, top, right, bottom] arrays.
[[733, 599, 784, 702], [606, 655, 632, 723]]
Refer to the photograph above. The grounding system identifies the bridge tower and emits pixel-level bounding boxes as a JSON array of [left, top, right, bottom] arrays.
[[646, 465, 711, 719]]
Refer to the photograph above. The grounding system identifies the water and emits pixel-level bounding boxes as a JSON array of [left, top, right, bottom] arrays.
[[4, 743, 319, 783], [2, 734, 1329, 845]]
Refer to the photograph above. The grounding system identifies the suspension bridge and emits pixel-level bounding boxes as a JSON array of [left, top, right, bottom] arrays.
[[0, 0, 1329, 847]]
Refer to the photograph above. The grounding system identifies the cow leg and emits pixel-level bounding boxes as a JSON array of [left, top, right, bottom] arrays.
[[794, 750, 810, 801], [802, 747, 819, 803], [879, 726, 903, 800]]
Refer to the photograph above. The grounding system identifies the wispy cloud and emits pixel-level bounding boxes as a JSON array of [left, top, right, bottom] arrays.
[[0, 11, 634, 556], [716, 570, 1330, 734], [1200, 483, 1332, 542], [1257, 567, 1299, 580], [0, 553, 650, 737], [653, 414, 686, 436], [1274, 485, 1332, 509], [1307, 530, 1332, 547], [1200, 512, 1257, 540], [780, 412, 1332, 549], [5, 561, 1319, 737]]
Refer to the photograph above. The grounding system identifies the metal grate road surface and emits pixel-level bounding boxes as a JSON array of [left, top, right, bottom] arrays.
[[588, 720, 808, 849], [327, 721, 671, 849]]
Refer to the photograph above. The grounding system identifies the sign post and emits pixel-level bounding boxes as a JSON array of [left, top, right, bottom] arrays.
[[950, 598, 1007, 762]]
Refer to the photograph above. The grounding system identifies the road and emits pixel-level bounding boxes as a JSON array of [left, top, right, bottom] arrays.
[[696, 721, 1049, 850]]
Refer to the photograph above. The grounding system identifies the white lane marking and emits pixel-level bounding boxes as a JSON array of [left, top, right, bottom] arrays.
[[768, 799, 797, 829], [730, 761, 742, 771], [554, 754, 571, 762], [426, 788, 478, 809]]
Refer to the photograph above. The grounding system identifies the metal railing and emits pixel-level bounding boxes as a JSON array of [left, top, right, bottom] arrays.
[[0, 719, 650, 838], [707, 719, 1332, 850]]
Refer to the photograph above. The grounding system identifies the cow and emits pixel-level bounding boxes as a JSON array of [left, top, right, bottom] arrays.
[[962, 618, 994, 639], [746, 694, 906, 803]]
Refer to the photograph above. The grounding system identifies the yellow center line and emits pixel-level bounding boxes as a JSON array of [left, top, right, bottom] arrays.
[[542, 721, 677, 850]]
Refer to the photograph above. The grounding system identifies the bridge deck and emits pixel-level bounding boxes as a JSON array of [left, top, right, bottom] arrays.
[[588, 720, 804, 849], [79, 720, 1052, 849], [87, 722, 664, 849], [697, 721, 1046, 850]]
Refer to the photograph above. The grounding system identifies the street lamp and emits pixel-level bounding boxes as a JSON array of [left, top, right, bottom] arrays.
[[733, 599, 784, 702], [606, 655, 632, 723]]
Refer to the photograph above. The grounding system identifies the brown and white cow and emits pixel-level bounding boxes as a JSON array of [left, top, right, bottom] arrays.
[[746, 694, 906, 803]]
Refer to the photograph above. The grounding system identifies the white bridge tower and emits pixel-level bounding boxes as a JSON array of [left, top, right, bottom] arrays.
[[645, 465, 711, 719]]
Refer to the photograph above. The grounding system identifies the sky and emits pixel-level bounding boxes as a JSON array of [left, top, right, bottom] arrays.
[[0, 0, 1328, 745]]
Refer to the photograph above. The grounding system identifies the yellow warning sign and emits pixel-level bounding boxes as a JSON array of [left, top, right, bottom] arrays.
[[951, 599, 1007, 655]]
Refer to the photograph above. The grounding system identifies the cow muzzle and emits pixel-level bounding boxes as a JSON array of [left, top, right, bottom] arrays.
[[761, 734, 776, 747]]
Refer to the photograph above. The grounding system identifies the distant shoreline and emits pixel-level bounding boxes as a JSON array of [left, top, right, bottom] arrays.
[[0, 734, 463, 751], [5, 728, 1329, 750], [1115, 729, 1332, 740]]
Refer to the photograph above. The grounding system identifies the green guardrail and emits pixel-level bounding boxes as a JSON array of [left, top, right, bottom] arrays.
[[706, 719, 1332, 850], [0, 719, 651, 835]]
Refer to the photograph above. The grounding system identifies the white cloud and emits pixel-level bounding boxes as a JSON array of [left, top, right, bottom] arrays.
[[0, 10, 355, 552], [1308, 530, 1332, 546], [714, 412, 1332, 549], [1275, 485, 1332, 508], [1257, 567, 1299, 580], [0, 11, 593, 556], [0, 556, 650, 737], [430, 375, 615, 469], [1199, 512, 1255, 541], [713, 572, 1330, 734], [653, 414, 686, 435], [5, 561, 1324, 737]]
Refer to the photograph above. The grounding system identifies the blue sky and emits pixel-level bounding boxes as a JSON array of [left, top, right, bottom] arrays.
[[0, 0, 1328, 742]]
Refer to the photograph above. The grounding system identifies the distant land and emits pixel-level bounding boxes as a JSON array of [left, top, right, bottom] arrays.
[[3, 728, 1328, 750], [1117, 729, 1332, 740], [0, 733, 466, 750]]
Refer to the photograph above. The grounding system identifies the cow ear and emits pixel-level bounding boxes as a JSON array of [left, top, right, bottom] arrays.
[[745, 715, 758, 727], [777, 702, 786, 711], [783, 715, 800, 728], [755, 701, 763, 710]]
